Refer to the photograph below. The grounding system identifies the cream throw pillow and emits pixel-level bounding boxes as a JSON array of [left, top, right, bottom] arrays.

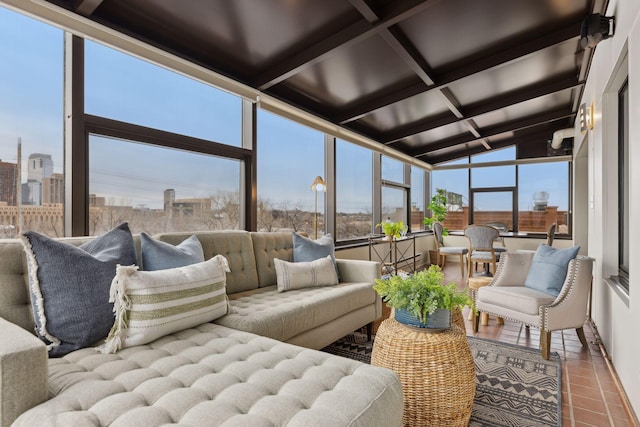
[[101, 255, 230, 353], [274, 255, 338, 292]]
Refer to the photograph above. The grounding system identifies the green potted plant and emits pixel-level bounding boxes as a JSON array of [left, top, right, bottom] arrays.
[[373, 265, 474, 329], [423, 188, 449, 234], [375, 219, 405, 240]]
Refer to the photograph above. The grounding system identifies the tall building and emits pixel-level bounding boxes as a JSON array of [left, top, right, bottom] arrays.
[[0, 160, 18, 206], [23, 153, 54, 206], [42, 173, 64, 204], [27, 153, 53, 182]]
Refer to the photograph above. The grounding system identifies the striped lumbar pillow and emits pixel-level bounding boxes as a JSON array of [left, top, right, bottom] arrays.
[[100, 255, 230, 354], [274, 255, 338, 292]]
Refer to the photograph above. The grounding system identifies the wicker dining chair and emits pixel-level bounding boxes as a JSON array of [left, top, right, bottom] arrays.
[[433, 222, 468, 278], [464, 225, 500, 277]]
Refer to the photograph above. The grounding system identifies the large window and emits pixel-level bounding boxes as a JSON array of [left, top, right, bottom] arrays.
[[432, 148, 570, 233], [85, 41, 242, 147], [470, 148, 516, 229], [0, 7, 63, 237], [89, 135, 240, 236], [518, 162, 569, 233], [618, 79, 629, 290], [410, 166, 425, 232], [430, 158, 469, 230], [336, 139, 372, 240], [257, 110, 325, 235], [381, 156, 408, 230]]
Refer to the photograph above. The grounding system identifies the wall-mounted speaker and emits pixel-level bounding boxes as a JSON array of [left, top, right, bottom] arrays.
[[581, 13, 615, 49]]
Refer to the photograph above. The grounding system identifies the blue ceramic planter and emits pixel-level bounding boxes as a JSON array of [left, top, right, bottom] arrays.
[[394, 308, 451, 330]]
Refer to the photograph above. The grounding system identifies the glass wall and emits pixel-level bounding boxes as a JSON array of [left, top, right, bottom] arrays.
[[257, 110, 325, 236], [410, 166, 425, 232], [85, 41, 242, 147], [518, 162, 569, 233], [336, 139, 372, 240], [431, 147, 571, 234], [84, 38, 244, 236], [430, 158, 469, 231], [0, 7, 63, 237], [89, 135, 240, 235]]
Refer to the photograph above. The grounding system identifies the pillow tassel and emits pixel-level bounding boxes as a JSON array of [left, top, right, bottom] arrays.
[[100, 266, 135, 354], [214, 255, 231, 273]]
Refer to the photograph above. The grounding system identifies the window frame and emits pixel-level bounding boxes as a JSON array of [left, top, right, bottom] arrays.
[[617, 78, 629, 291]]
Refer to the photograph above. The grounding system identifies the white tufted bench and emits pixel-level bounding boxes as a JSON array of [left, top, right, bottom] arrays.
[[13, 323, 403, 426]]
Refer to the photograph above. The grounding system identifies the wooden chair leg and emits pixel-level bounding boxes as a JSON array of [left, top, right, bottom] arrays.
[[480, 312, 489, 326], [540, 329, 551, 360], [473, 310, 480, 332], [576, 327, 589, 348], [366, 322, 373, 341], [459, 254, 465, 278]]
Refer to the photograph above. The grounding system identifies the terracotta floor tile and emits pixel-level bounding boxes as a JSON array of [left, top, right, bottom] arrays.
[[608, 404, 631, 420], [564, 383, 603, 401], [571, 394, 607, 413], [573, 408, 612, 426], [568, 373, 600, 388]]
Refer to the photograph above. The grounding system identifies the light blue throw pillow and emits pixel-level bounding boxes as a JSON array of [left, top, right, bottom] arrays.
[[292, 232, 338, 277], [293, 232, 334, 262], [524, 244, 580, 296], [140, 233, 204, 271], [21, 222, 137, 357]]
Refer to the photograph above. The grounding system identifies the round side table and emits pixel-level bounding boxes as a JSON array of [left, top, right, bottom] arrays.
[[468, 276, 504, 325], [371, 318, 476, 427]]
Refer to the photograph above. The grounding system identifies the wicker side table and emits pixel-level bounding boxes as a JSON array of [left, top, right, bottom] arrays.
[[372, 318, 475, 427], [468, 276, 504, 325]]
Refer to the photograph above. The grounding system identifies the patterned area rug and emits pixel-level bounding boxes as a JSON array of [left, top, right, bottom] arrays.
[[321, 333, 561, 427]]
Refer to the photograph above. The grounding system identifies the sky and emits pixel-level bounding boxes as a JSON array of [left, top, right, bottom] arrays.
[[0, 5, 567, 214]]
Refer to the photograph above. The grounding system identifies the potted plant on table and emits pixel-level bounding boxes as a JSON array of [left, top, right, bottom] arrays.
[[376, 219, 406, 240], [373, 265, 474, 330]]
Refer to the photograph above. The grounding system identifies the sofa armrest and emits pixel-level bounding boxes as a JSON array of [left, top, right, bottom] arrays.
[[490, 251, 535, 287], [336, 259, 381, 284], [0, 318, 48, 427]]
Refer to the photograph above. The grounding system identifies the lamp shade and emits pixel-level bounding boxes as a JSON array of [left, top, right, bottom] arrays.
[[311, 176, 326, 192]]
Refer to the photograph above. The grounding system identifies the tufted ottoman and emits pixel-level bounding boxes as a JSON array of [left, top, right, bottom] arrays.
[[13, 323, 403, 427]]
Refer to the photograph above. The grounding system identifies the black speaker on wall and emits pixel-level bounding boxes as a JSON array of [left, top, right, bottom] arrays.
[[581, 13, 615, 49]]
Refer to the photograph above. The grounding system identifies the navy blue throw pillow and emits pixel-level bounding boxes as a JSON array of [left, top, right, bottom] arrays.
[[22, 223, 137, 357]]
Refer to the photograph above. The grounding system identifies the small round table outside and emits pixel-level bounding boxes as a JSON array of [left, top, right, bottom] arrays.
[[371, 318, 476, 427]]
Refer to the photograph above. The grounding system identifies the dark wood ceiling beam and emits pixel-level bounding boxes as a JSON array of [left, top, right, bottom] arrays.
[[424, 126, 564, 164], [436, 21, 582, 85], [255, 0, 439, 90], [335, 20, 582, 123], [382, 73, 582, 143], [409, 107, 575, 157], [72, 0, 104, 16]]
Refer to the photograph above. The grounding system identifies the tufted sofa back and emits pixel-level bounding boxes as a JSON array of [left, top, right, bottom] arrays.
[[155, 230, 262, 294], [0, 230, 294, 333]]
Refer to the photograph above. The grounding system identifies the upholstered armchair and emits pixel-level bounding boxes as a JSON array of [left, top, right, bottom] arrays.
[[433, 222, 468, 278], [473, 251, 594, 359]]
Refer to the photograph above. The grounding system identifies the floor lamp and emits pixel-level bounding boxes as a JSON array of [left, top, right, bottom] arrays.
[[311, 176, 326, 239]]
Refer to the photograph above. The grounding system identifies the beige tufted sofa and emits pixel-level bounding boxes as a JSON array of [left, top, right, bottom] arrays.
[[0, 231, 402, 426]]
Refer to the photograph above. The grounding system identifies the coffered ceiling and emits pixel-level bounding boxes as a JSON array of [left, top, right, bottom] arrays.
[[42, 0, 606, 164]]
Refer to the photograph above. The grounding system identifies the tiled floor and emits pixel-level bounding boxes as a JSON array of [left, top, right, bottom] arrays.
[[440, 264, 639, 427]]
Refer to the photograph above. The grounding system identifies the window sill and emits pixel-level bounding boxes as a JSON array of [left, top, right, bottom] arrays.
[[604, 276, 630, 308]]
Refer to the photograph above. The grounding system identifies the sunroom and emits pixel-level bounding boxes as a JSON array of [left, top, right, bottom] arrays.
[[0, 0, 638, 425]]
